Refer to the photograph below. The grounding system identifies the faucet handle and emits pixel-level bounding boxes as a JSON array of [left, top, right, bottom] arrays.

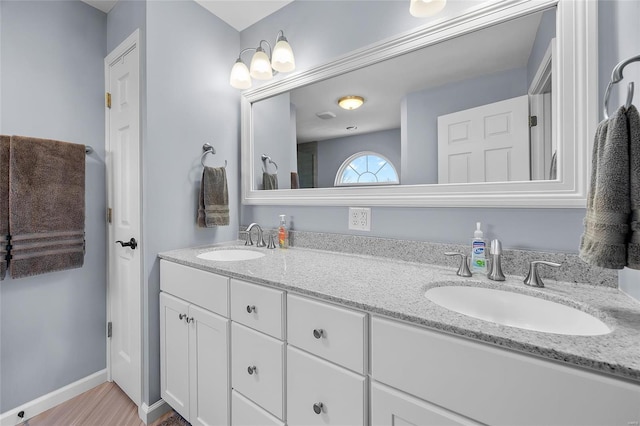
[[444, 252, 472, 277], [524, 260, 562, 288], [267, 233, 276, 249], [256, 232, 266, 248], [239, 230, 253, 246]]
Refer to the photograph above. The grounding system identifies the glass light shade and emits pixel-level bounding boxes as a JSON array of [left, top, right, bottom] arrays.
[[409, 0, 446, 17], [338, 96, 365, 110], [229, 60, 252, 89], [272, 39, 295, 73], [250, 49, 273, 80]]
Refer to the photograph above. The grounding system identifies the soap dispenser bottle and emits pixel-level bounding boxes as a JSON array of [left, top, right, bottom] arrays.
[[471, 222, 487, 273], [278, 214, 289, 249]]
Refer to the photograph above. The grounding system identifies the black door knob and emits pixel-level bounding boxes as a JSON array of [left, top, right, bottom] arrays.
[[116, 238, 138, 250]]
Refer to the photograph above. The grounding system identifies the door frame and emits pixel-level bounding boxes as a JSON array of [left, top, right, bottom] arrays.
[[104, 29, 143, 406]]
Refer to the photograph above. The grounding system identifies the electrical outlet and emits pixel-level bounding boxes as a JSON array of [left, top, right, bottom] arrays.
[[348, 207, 371, 231]]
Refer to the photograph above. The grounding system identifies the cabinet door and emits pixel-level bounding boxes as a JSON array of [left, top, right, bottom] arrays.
[[160, 293, 190, 420], [189, 305, 230, 426], [231, 322, 284, 419], [287, 346, 366, 426], [371, 381, 481, 426]]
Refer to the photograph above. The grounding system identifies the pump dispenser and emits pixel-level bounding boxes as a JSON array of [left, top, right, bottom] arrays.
[[471, 222, 487, 273], [278, 214, 289, 249]]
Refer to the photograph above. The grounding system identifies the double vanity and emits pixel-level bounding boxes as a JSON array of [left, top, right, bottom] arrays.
[[159, 242, 640, 426]]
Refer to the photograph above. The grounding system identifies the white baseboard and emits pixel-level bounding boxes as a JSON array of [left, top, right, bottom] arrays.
[[138, 399, 171, 425], [0, 369, 107, 426]]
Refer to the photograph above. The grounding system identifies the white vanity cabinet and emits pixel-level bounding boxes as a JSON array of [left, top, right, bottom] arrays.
[[230, 279, 286, 424], [159, 261, 230, 426], [370, 316, 640, 426], [286, 294, 368, 426]]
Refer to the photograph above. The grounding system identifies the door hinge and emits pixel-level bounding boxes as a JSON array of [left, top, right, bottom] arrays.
[[107, 208, 112, 224], [106, 92, 112, 109], [529, 115, 538, 127], [107, 322, 112, 338]]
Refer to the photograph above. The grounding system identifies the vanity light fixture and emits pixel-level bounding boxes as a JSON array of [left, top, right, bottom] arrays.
[[230, 30, 295, 89], [338, 95, 365, 110], [409, 0, 447, 17]]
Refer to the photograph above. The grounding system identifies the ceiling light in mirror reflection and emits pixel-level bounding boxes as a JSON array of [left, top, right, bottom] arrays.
[[230, 30, 295, 89], [338, 95, 365, 110], [410, 0, 447, 17]]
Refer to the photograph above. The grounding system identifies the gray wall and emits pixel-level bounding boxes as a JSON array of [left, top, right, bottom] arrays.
[[0, 0, 107, 412], [144, 0, 240, 405], [240, 1, 586, 254], [527, 8, 557, 88], [402, 67, 528, 185], [598, 0, 640, 300], [316, 128, 401, 188]]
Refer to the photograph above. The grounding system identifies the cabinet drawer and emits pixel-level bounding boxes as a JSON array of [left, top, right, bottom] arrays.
[[231, 322, 284, 419], [287, 346, 366, 426], [287, 294, 366, 373], [371, 381, 481, 426], [231, 279, 284, 339], [160, 260, 229, 316], [232, 390, 284, 426], [371, 316, 640, 426]]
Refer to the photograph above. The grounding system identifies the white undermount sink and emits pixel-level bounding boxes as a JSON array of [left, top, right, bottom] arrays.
[[196, 249, 265, 262], [425, 285, 611, 336]]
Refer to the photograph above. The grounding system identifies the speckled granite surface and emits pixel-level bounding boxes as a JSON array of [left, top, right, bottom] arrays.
[[159, 243, 640, 383]]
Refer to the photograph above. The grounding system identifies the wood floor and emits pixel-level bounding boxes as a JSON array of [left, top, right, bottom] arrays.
[[21, 382, 176, 426]]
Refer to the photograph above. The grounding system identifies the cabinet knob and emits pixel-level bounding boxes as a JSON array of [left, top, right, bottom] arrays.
[[178, 313, 187, 321], [313, 329, 324, 339], [313, 402, 324, 414], [246, 305, 256, 313], [247, 365, 257, 375], [187, 317, 194, 323]]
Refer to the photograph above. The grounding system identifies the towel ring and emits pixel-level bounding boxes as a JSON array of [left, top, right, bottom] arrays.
[[261, 154, 278, 173], [201, 143, 227, 168], [603, 54, 640, 119]]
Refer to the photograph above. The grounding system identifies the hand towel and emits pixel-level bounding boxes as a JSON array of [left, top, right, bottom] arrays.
[[263, 172, 278, 190], [0, 135, 9, 280], [579, 106, 631, 269], [197, 166, 229, 227], [627, 105, 640, 269], [9, 136, 86, 278], [291, 172, 300, 189]]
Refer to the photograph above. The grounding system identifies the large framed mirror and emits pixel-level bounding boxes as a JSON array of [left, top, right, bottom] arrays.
[[241, 0, 597, 207]]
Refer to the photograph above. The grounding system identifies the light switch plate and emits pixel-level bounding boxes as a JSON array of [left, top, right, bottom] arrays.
[[348, 207, 371, 231]]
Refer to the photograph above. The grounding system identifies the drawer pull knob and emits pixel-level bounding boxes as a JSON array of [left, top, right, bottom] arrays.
[[313, 402, 324, 414], [187, 317, 194, 323], [246, 305, 256, 313], [313, 329, 324, 339], [179, 313, 187, 321], [247, 365, 257, 375]]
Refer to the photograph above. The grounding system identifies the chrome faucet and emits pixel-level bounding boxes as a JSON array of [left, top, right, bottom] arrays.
[[487, 239, 505, 281], [241, 223, 266, 247], [524, 260, 562, 288]]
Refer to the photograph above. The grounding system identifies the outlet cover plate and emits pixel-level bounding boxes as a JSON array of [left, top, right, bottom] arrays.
[[349, 207, 371, 231]]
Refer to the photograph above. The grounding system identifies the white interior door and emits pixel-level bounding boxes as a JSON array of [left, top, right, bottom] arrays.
[[437, 95, 530, 184], [106, 30, 142, 407]]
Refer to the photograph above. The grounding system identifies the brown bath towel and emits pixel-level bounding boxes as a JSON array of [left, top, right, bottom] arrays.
[[628, 105, 640, 269], [197, 166, 229, 227], [291, 172, 299, 189], [0, 135, 9, 280], [9, 136, 86, 278]]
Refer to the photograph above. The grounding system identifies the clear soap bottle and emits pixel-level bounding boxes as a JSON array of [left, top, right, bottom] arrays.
[[278, 214, 289, 249], [471, 222, 487, 273]]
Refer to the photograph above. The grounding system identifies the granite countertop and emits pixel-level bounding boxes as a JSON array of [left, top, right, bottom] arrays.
[[159, 243, 640, 384]]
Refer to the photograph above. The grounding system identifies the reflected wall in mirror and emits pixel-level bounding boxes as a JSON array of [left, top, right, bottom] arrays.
[[251, 8, 556, 190], [241, 0, 596, 207]]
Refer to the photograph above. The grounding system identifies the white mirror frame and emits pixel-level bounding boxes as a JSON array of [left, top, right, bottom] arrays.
[[241, 0, 597, 208]]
